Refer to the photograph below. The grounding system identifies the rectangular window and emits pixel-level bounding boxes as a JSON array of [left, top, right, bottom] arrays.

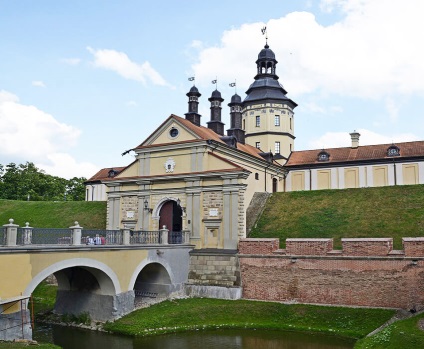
[[256, 115, 260, 127], [274, 115, 280, 126], [255, 142, 261, 149], [290, 117, 292, 129], [275, 141, 280, 154]]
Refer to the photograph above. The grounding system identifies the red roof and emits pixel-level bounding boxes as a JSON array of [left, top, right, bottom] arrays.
[[86, 166, 126, 182], [286, 141, 424, 167], [136, 114, 266, 160]]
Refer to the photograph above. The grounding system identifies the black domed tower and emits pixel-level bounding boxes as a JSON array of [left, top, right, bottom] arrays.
[[243, 44, 297, 161], [207, 89, 225, 136], [185, 85, 202, 126], [227, 93, 245, 144]]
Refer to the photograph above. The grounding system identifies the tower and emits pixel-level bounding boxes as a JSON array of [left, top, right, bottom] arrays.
[[227, 93, 245, 144], [242, 43, 297, 161], [207, 89, 225, 136], [185, 85, 202, 126]]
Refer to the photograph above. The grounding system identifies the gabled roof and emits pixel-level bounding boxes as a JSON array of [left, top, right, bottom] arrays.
[[135, 114, 266, 160], [285, 141, 424, 167], [85, 166, 126, 182]]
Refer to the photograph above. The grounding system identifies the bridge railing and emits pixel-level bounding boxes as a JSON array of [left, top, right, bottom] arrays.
[[22, 228, 72, 245], [130, 231, 161, 244], [82, 230, 122, 245]]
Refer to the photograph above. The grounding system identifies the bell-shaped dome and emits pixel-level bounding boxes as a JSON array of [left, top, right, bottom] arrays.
[[230, 93, 242, 104], [189, 85, 199, 93], [211, 89, 222, 98], [258, 44, 275, 60]]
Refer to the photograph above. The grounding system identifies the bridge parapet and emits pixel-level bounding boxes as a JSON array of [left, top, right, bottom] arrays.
[[1, 220, 191, 248]]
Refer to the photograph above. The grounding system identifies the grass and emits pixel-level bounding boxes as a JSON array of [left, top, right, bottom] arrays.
[[0, 342, 60, 349], [29, 280, 57, 316], [355, 312, 424, 349], [0, 199, 106, 229], [250, 185, 424, 249], [104, 298, 395, 339]]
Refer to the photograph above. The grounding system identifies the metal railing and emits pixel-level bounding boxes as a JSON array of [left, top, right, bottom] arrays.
[[18, 228, 72, 245], [0, 227, 5, 245], [82, 229, 122, 245], [169, 231, 183, 244], [130, 231, 161, 244]]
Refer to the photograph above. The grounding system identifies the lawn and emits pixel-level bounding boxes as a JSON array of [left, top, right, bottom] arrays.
[[250, 185, 424, 249], [104, 298, 395, 339]]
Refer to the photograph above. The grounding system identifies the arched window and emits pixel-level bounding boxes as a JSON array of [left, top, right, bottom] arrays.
[[317, 150, 330, 162], [387, 145, 400, 157]]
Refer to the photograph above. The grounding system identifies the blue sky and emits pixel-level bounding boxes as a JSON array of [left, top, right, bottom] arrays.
[[1, 0, 423, 178]]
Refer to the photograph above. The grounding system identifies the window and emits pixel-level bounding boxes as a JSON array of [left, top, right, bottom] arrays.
[[256, 116, 260, 127], [317, 150, 330, 162], [169, 127, 179, 138], [387, 145, 400, 157], [242, 119, 245, 130], [290, 117, 292, 130], [274, 115, 280, 126], [255, 142, 261, 149], [275, 141, 280, 154], [255, 173, 259, 180]]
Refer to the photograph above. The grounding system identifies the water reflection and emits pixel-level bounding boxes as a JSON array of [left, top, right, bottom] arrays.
[[34, 324, 355, 349]]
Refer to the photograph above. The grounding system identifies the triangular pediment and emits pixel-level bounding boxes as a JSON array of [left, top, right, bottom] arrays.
[[140, 115, 203, 147]]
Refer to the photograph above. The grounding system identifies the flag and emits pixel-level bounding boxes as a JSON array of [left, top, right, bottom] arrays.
[[211, 80, 217, 84], [261, 26, 267, 35], [188, 77, 195, 81], [229, 82, 236, 87]]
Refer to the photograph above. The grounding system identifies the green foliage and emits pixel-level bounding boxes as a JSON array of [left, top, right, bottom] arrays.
[[60, 312, 91, 325], [30, 280, 57, 315], [0, 199, 106, 228], [250, 185, 424, 249], [355, 312, 424, 349], [0, 162, 87, 201], [0, 342, 60, 349], [104, 298, 394, 339]]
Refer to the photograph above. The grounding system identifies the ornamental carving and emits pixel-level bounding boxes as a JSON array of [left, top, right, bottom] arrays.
[[165, 158, 176, 173]]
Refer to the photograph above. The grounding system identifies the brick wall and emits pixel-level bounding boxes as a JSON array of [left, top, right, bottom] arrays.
[[238, 237, 424, 309]]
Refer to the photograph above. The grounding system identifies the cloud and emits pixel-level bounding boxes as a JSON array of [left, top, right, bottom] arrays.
[[61, 58, 81, 65], [36, 153, 99, 179], [126, 100, 138, 107], [308, 128, 420, 149], [0, 90, 100, 179], [87, 47, 174, 89], [32, 81, 46, 88], [191, 0, 424, 100]]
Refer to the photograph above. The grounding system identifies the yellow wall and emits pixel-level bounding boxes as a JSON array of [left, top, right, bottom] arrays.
[[291, 171, 305, 191], [152, 122, 197, 144], [373, 166, 388, 187], [344, 168, 359, 188], [403, 164, 418, 185], [317, 170, 331, 190]]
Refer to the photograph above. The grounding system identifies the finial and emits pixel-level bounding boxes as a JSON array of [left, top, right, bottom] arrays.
[[25, 222, 29, 227], [188, 76, 195, 86], [229, 80, 237, 93], [9, 218, 14, 224], [261, 26, 268, 47]]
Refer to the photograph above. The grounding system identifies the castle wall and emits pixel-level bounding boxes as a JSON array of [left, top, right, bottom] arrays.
[[239, 237, 424, 309]]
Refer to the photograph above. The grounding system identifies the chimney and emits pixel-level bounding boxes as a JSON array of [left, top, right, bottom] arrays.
[[350, 131, 360, 148]]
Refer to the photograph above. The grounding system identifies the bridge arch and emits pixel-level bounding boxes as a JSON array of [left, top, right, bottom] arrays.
[[24, 258, 121, 297], [128, 257, 176, 297]]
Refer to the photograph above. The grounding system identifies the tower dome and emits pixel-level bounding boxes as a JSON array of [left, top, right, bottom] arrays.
[[258, 44, 276, 60]]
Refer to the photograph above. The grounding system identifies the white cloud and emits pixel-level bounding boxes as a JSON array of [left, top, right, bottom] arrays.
[[32, 80, 46, 88], [61, 58, 81, 65], [37, 153, 99, 179], [309, 128, 420, 149], [191, 0, 424, 100], [126, 100, 138, 107], [87, 47, 174, 89]]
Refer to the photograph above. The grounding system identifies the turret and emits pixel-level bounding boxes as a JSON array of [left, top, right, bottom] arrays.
[[185, 85, 202, 126], [227, 93, 245, 144], [207, 89, 225, 135]]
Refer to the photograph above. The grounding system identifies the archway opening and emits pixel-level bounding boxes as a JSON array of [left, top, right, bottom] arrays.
[[159, 200, 183, 243], [133, 263, 172, 305]]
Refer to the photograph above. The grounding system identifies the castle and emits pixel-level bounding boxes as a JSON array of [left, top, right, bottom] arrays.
[[85, 42, 424, 249]]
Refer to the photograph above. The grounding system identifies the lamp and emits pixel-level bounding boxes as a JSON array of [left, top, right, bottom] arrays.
[[176, 198, 186, 213], [144, 199, 153, 213]]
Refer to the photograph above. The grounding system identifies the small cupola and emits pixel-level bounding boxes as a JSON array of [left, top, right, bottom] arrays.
[[207, 88, 225, 135], [227, 93, 245, 144], [350, 131, 360, 148], [185, 85, 202, 126]]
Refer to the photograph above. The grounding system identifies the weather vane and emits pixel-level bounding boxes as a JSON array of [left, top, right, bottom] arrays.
[[188, 76, 195, 84], [211, 77, 217, 90], [261, 26, 268, 45], [229, 80, 236, 93]]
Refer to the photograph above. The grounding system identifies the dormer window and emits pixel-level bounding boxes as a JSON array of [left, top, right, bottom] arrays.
[[108, 169, 118, 178], [387, 145, 400, 157], [317, 150, 330, 162]]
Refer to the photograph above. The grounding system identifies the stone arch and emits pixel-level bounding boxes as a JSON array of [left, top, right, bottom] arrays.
[[24, 258, 121, 297], [128, 257, 175, 293], [151, 196, 181, 220]]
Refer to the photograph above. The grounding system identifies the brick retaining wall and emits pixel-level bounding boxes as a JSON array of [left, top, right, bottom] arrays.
[[239, 238, 424, 309]]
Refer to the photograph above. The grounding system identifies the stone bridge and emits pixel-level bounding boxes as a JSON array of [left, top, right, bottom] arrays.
[[0, 220, 192, 341]]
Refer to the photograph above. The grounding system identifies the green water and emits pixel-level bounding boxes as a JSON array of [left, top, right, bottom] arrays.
[[34, 323, 355, 349]]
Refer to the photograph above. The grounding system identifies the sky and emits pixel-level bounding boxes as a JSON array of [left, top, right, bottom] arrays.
[[1, 0, 424, 179]]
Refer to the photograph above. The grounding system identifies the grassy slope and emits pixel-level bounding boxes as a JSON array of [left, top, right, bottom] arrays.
[[250, 185, 424, 249], [355, 312, 424, 349], [104, 298, 394, 339], [0, 200, 106, 229]]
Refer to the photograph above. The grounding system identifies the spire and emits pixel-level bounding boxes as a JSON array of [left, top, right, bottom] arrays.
[[207, 89, 225, 135]]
